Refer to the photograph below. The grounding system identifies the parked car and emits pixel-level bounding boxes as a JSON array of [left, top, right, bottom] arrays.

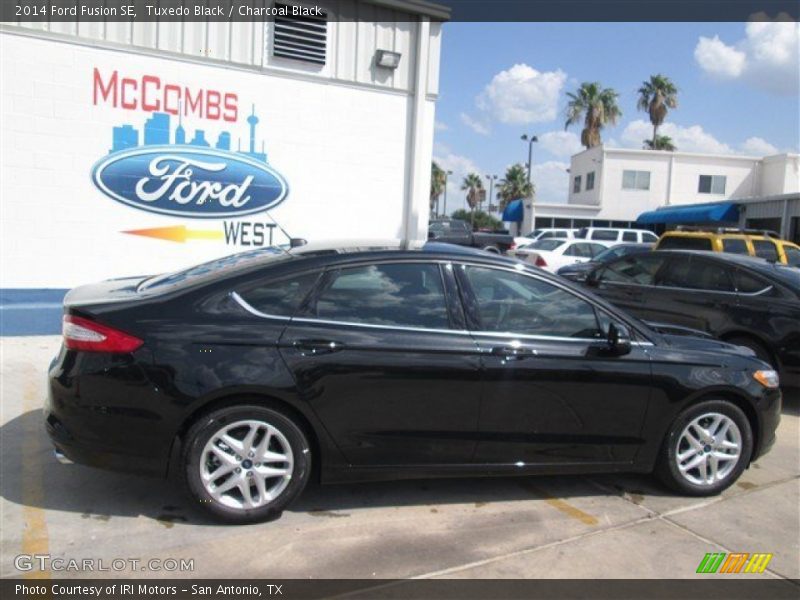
[[557, 243, 654, 282], [47, 240, 781, 523], [583, 249, 800, 387], [656, 227, 800, 267], [428, 219, 515, 254], [512, 239, 608, 272], [513, 227, 577, 248], [576, 227, 660, 244]]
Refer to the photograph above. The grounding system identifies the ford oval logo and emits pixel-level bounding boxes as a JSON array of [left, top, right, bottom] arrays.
[[91, 146, 289, 219]]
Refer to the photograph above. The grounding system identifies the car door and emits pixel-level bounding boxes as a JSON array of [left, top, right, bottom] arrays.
[[278, 260, 482, 466], [455, 263, 653, 465], [645, 256, 737, 333], [590, 253, 671, 316]]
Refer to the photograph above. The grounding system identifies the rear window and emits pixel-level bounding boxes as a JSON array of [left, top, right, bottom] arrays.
[[752, 240, 779, 262], [658, 236, 713, 251], [530, 239, 566, 251], [139, 247, 291, 292], [785, 246, 800, 267]]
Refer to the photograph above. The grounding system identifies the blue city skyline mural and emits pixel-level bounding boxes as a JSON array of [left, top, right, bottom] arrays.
[[109, 106, 268, 163]]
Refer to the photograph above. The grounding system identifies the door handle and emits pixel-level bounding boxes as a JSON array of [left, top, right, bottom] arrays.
[[292, 339, 344, 356], [491, 346, 535, 361]]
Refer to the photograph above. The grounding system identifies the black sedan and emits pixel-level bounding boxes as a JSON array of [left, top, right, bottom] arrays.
[[47, 241, 781, 523], [557, 243, 654, 281], [583, 249, 800, 388]]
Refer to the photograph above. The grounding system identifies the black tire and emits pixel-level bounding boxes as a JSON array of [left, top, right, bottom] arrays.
[[726, 336, 775, 369], [181, 405, 311, 524], [655, 399, 753, 497]]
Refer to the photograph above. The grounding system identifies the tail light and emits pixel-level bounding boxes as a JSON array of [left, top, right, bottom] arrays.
[[535, 256, 548, 268], [62, 315, 143, 353], [509, 242, 517, 250]]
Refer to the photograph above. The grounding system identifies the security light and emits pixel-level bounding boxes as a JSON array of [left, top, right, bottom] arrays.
[[376, 50, 402, 69]]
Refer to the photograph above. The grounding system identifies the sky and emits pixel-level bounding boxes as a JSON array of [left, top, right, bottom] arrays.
[[432, 21, 800, 213]]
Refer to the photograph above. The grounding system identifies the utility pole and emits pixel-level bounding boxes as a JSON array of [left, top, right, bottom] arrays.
[[443, 170, 452, 218], [521, 133, 538, 234]]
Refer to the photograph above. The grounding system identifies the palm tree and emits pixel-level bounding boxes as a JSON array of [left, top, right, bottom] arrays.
[[430, 161, 446, 213], [496, 163, 534, 210], [565, 82, 622, 149], [637, 74, 678, 149], [461, 172, 484, 227], [643, 135, 677, 151]]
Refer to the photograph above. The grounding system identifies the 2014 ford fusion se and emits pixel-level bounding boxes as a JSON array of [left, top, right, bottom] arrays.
[[46, 240, 781, 523]]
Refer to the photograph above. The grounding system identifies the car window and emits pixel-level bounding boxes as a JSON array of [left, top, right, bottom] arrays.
[[735, 270, 772, 294], [660, 258, 735, 292], [600, 254, 667, 285], [622, 231, 637, 242], [658, 236, 713, 251], [463, 266, 603, 339], [237, 272, 320, 317], [588, 243, 607, 257], [784, 246, 800, 267], [591, 230, 619, 241], [722, 238, 749, 255], [752, 240, 779, 261], [530, 239, 565, 251], [313, 263, 450, 329], [642, 232, 659, 243]]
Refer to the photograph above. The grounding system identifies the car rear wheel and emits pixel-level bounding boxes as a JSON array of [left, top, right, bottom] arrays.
[[182, 405, 311, 523], [656, 400, 752, 496]]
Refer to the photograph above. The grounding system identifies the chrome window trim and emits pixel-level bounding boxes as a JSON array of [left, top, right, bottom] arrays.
[[231, 291, 292, 321], [597, 278, 772, 297]]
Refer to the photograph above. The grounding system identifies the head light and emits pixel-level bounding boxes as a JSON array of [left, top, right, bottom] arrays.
[[753, 369, 780, 389]]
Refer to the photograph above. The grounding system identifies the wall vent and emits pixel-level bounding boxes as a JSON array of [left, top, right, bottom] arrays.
[[273, 4, 327, 65]]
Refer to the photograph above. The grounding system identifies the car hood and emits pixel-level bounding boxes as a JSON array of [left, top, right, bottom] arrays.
[[660, 333, 756, 359]]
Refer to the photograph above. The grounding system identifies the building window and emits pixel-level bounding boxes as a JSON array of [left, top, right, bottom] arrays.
[[573, 175, 582, 193], [586, 171, 595, 191], [622, 170, 650, 190], [273, 4, 328, 65], [698, 175, 726, 195]]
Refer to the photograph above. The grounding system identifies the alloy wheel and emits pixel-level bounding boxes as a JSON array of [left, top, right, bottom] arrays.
[[675, 412, 742, 487], [200, 419, 294, 510]]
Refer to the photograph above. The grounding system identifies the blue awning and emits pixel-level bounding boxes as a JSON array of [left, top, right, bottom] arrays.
[[502, 199, 524, 222], [636, 202, 739, 225]]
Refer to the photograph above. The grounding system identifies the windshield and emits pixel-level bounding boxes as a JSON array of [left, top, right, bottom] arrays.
[[139, 246, 291, 292], [596, 245, 647, 262], [530, 239, 565, 251], [784, 246, 800, 268]]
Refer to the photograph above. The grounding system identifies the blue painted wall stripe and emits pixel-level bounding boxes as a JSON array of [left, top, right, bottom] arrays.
[[1, 289, 68, 336]]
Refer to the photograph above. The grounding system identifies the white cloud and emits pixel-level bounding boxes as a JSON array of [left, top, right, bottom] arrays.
[[531, 161, 570, 204], [432, 150, 484, 212], [694, 20, 800, 94], [537, 131, 583, 158], [740, 136, 779, 155], [459, 112, 490, 136], [476, 63, 567, 124], [619, 120, 783, 157], [620, 119, 734, 154], [434, 120, 448, 132], [694, 35, 746, 79]]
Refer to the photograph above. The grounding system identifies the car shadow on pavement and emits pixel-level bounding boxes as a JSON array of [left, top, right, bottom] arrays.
[[3, 390, 796, 526]]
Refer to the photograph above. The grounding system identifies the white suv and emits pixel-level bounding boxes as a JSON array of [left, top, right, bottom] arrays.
[[575, 227, 659, 244]]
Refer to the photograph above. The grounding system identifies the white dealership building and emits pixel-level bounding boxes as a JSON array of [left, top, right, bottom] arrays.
[[521, 145, 800, 241], [0, 0, 447, 312]]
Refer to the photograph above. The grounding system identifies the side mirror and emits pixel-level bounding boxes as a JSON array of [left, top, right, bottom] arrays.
[[585, 269, 600, 287], [427, 231, 436, 240], [607, 322, 632, 356]]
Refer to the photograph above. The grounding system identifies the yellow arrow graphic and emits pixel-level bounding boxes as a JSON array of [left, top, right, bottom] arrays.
[[122, 225, 224, 243]]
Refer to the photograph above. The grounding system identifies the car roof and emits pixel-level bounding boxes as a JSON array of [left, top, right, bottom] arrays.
[[651, 249, 799, 285]]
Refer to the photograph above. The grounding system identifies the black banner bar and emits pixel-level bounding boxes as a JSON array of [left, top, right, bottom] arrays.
[[2, 579, 800, 600], [1, 0, 799, 23]]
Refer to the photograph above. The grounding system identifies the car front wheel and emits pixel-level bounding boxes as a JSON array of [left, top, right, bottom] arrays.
[[182, 405, 311, 523], [656, 400, 753, 496]]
